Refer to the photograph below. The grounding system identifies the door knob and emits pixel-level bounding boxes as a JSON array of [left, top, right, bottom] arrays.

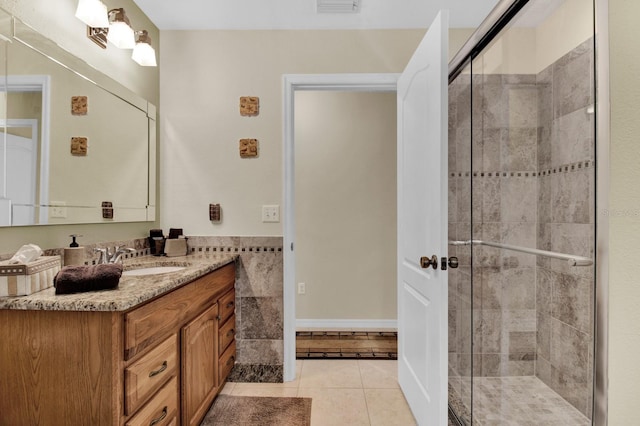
[[420, 255, 438, 269]]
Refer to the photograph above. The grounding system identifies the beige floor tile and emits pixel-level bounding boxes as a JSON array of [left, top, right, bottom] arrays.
[[231, 385, 299, 397], [358, 360, 400, 389], [298, 388, 370, 426], [299, 359, 363, 388], [219, 381, 235, 395], [365, 388, 416, 426]]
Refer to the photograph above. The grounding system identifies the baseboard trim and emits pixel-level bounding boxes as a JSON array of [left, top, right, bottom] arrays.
[[296, 319, 397, 330]]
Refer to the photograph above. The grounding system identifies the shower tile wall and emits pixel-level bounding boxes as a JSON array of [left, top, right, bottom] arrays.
[[535, 38, 595, 418], [472, 72, 539, 379], [448, 39, 595, 420], [187, 236, 284, 383]]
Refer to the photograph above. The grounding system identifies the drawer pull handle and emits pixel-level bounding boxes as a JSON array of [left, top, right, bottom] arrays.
[[226, 301, 234, 309], [226, 328, 235, 338], [227, 355, 236, 367], [150, 406, 167, 426], [149, 361, 168, 378]]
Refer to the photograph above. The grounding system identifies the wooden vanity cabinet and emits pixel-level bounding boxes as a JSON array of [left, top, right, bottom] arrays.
[[0, 262, 236, 426], [182, 303, 219, 426]]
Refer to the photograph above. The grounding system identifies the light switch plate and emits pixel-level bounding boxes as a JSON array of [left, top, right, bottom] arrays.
[[51, 201, 67, 218], [262, 205, 280, 222]]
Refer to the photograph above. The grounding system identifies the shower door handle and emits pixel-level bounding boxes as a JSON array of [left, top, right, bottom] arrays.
[[420, 255, 438, 269], [440, 256, 459, 270]]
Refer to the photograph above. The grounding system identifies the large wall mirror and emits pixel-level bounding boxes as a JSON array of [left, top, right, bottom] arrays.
[[0, 10, 156, 227]]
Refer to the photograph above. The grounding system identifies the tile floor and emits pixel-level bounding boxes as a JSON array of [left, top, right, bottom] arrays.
[[469, 376, 591, 426], [222, 359, 417, 425]]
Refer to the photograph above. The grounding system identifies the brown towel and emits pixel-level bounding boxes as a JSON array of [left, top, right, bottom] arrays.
[[54, 264, 123, 295]]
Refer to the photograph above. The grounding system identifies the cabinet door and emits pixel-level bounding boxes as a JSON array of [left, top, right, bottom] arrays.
[[181, 303, 219, 426]]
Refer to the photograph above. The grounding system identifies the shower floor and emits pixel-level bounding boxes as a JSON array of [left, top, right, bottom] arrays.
[[450, 376, 590, 426]]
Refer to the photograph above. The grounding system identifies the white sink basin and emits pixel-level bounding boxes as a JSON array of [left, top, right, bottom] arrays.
[[123, 266, 186, 276]]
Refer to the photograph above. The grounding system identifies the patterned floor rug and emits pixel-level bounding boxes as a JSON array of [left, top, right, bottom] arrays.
[[296, 330, 398, 359], [201, 395, 312, 426]]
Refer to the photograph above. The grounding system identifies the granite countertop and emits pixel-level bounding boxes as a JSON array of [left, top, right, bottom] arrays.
[[0, 253, 238, 312]]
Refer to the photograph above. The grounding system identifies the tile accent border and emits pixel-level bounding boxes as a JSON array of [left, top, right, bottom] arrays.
[[449, 160, 594, 178]]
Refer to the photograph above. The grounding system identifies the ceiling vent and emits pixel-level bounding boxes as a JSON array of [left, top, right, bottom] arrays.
[[316, 0, 360, 13]]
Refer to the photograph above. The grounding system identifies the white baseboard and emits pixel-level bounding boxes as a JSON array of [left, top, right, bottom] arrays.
[[296, 319, 397, 330]]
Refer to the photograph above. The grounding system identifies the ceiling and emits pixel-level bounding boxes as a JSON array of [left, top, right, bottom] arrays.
[[131, 0, 502, 31]]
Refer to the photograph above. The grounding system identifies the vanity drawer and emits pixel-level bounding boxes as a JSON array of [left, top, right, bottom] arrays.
[[219, 315, 236, 354], [126, 376, 179, 426], [218, 288, 236, 323], [124, 263, 235, 359], [219, 340, 236, 384], [125, 334, 179, 416]]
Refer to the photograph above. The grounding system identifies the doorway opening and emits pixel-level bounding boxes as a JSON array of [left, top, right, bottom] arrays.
[[282, 73, 399, 381]]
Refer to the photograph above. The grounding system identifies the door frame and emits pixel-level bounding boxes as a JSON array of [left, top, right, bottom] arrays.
[[282, 73, 399, 381], [0, 75, 51, 224]]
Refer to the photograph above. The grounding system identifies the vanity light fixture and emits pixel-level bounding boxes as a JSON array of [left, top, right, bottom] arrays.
[[76, 2, 155, 67], [75, 0, 109, 28], [106, 8, 135, 49], [131, 30, 157, 67]]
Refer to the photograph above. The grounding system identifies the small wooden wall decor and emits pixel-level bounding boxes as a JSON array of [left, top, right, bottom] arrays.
[[239, 96, 259, 116], [102, 201, 113, 219], [209, 204, 221, 222], [239, 138, 258, 158], [70, 137, 88, 156], [71, 96, 88, 115]]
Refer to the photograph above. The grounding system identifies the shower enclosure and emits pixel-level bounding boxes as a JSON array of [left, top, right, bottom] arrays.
[[447, 0, 596, 424]]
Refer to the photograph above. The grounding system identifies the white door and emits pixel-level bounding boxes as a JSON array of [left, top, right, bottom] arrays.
[[397, 10, 449, 425], [4, 133, 37, 225]]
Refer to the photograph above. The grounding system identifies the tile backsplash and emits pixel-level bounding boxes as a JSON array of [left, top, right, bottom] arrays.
[[187, 236, 284, 382]]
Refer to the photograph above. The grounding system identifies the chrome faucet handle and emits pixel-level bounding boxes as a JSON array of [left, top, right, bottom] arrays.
[[93, 248, 108, 264]]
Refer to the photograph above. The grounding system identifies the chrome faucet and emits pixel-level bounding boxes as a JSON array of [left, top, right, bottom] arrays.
[[94, 246, 136, 264]]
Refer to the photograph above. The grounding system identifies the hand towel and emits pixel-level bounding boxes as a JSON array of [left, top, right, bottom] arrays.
[[54, 263, 123, 295]]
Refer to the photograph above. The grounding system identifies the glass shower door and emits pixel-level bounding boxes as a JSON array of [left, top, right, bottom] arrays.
[[448, 0, 596, 424], [448, 60, 473, 425]]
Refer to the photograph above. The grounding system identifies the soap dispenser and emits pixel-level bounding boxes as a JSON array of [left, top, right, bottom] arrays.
[[64, 234, 85, 266]]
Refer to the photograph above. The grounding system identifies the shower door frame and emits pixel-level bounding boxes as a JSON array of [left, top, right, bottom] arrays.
[[447, 0, 609, 424]]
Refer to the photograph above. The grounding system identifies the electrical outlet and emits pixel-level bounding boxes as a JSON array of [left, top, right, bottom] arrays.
[[262, 205, 280, 222], [298, 282, 306, 295], [50, 201, 67, 218]]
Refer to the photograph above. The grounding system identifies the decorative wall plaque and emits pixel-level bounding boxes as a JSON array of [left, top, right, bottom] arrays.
[[209, 204, 221, 222], [71, 96, 88, 115], [239, 138, 258, 158], [70, 137, 88, 156], [239, 96, 259, 116], [102, 201, 113, 219]]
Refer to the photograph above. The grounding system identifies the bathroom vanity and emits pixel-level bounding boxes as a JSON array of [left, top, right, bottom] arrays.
[[0, 255, 237, 426]]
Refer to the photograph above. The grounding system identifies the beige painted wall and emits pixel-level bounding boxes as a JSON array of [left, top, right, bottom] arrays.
[[607, 1, 640, 422], [159, 28, 473, 237], [476, 0, 593, 75], [0, 0, 159, 254], [535, 0, 593, 73], [294, 91, 396, 321]]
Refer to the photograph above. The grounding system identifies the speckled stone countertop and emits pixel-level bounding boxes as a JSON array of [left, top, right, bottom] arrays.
[[0, 253, 238, 312]]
